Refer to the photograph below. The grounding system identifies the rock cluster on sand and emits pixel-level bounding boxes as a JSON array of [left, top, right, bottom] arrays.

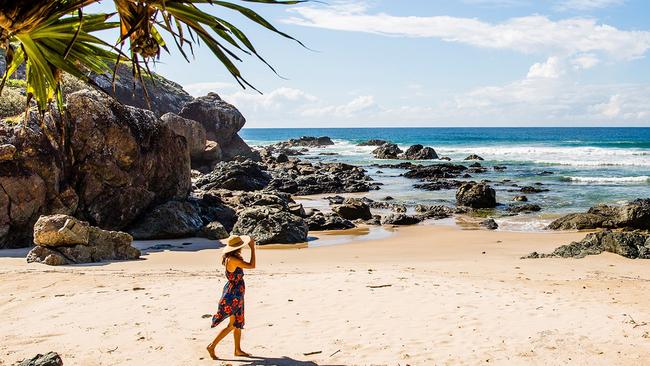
[[332, 198, 373, 220], [0, 90, 191, 248], [232, 206, 308, 244], [26, 215, 140, 265], [15, 352, 63, 366], [381, 214, 422, 226], [548, 199, 650, 231], [525, 230, 650, 259], [306, 212, 355, 231], [456, 183, 497, 208]]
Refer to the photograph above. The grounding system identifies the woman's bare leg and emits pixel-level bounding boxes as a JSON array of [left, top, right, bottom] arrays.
[[233, 328, 250, 356], [207, 317, 235, 360]]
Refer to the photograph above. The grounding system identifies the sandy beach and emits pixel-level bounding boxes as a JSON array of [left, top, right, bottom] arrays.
[[3, 225, 650, 366]]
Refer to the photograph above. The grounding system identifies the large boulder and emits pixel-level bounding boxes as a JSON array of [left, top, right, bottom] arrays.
[[456, 183, 497, 208], [160, 113, 207, 160], [400, 144, 438, 160], [0, 90, 191, 248], [525, 230, 650, 259], [372, 143, 403, 159], [232, 206, 308, 244], [178, 93, 256, 160], [194, 160, 271, 192], [26, 214, 140, 265], [548, 199, 650, 231], [306, 212, 355, 231], [126, 200, 203, 239], [332, 198, 372, 220]]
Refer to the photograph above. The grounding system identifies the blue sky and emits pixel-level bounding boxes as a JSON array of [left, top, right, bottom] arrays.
[[93, 0, 650, 127]]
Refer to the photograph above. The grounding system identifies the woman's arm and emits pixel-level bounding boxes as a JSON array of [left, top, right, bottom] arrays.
[[228, 239, 256, 270]]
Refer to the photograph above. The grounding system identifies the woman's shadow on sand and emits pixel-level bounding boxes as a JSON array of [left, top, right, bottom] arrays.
[[217, 355, 341, 366]]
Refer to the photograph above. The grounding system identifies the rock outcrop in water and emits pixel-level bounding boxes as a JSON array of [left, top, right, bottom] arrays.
[[456, 183, 497, 208], [372, 143, 403, 159], [275, 136, 334, 148], [548, 199, 650, 231], [27, 214, 140, 265], [525, 230, 650, 259], [400, 144, 438, 160]]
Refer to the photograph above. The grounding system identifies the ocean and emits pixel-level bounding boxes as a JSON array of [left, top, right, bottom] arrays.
[[240, 128, 650, 231]]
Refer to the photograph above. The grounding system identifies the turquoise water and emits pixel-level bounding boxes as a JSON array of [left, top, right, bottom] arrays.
[[241, 128, 650, 231]]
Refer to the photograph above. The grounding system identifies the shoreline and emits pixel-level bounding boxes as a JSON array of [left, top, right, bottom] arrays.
[[4, 224, 650, 365]]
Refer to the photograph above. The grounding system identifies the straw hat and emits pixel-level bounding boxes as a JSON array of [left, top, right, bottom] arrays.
[[220, 235, 252, 254]]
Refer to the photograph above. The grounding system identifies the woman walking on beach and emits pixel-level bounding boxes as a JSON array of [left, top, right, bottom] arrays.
[[207, 235, 256, 360]]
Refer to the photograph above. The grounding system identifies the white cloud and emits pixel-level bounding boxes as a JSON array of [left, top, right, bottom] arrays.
[[301, 95, 379, 118], [527, 57, 564, 78], [596, 94, 622, 117], [184, 82, 235, 97], [223, 87, 318, 113], [284, 4, 650, 60], [571, 53, 600, 69], [555, 0, 625, 11]]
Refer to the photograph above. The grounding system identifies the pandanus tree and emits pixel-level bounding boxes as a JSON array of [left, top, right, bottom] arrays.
[[0, 0, 305, 116]]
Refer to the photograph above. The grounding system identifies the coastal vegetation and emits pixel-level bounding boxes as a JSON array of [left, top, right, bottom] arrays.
[[0, 0, 305, 114]]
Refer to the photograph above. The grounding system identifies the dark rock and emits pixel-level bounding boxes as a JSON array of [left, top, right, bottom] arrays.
[[415, 205, 455, 219], [520, 186, 549, 193], [232, 206, 308, 244], [469, 162, 482, 168], [456, 183, 497, 208], [403, 163, 467, 179], [265, 161, 375, 195], [506, 204, 542, 213], [414, 179, 463, 191], [381, 214, 422, 226], [513, 195, 528, 202], [179, 93, 257, 161], [127, 201, 203, 239], [276, 153, 289, 163], [493, 165, 507, 171], [464, 154, 484, 161], [372, 143, 403, 159], [273, 136, 334, 148], [400, 144, 438, 160], [439, 156, 452, 161], [26, 214, 140, 265], [195, 160, 271, 192], [200, 221, 229, 240], [383, 196, 394, 201], [288, 203, 307, 217], [524, 230, 650, 259], [480, 218, 499, 230], [16, 352, 63, 366], [332, 198, 372, 220], [372, 162, 419, 169], [325, 195, 345, 205], [357, 139, 388, 146], [306, 212, 355, 231], [548, 199, 650, 231]]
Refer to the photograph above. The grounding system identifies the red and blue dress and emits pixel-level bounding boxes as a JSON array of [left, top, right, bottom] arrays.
[[211, 266, 245, 329]]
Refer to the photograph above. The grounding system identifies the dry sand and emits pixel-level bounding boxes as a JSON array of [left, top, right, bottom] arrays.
[[2, 225, 650, 365]]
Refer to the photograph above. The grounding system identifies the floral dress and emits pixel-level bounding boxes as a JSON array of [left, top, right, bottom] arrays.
[[211, 265, 245, 329]]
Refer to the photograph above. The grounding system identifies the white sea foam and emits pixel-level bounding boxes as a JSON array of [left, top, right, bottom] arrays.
[[563, 176, 650, 184], [434, 146, 650, 167]]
